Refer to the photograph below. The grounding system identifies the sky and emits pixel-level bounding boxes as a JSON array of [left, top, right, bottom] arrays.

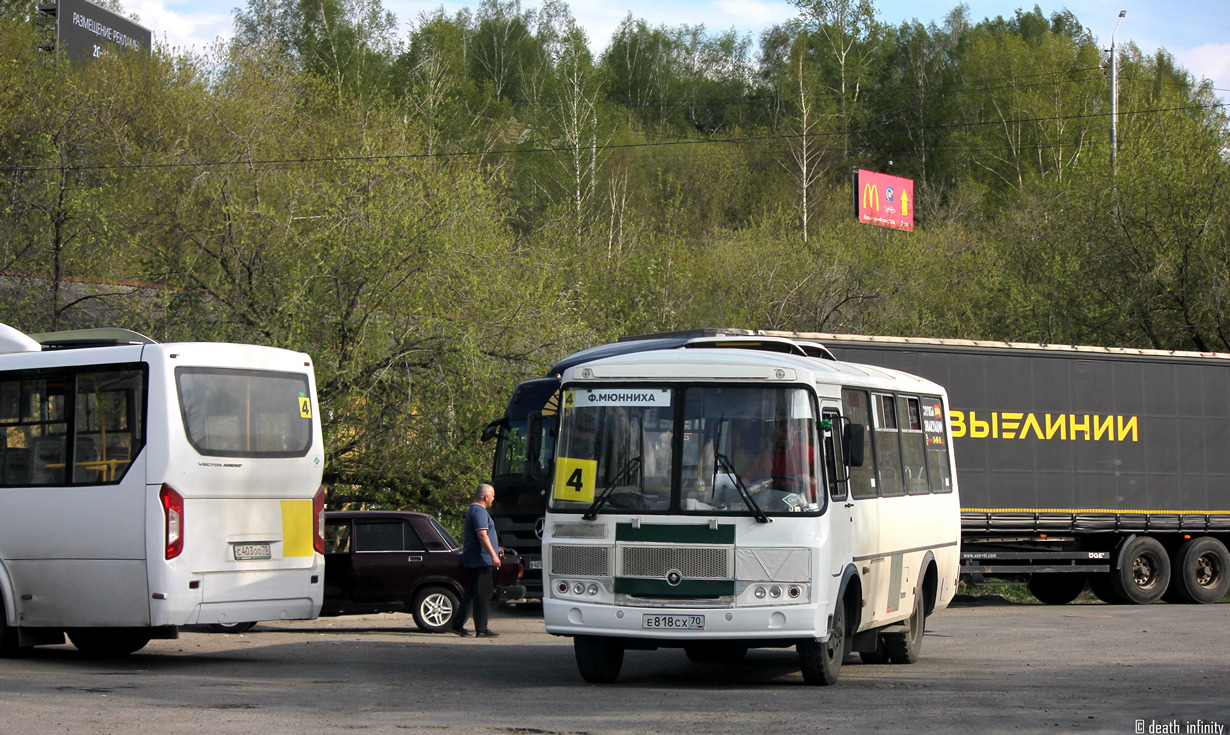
[[124, 0, 1229, 98]]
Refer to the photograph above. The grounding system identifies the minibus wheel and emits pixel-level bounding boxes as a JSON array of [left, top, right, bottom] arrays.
[[574, 635, 624, 683], [0, 601, 22, 657], [884, 591, 925, 664], [799, 600, 845, 685], [67, 628, 151, 656]]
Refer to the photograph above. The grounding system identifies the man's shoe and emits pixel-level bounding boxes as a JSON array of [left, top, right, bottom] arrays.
[[476, 630, 500, 638], [451, 628, 470, 637]]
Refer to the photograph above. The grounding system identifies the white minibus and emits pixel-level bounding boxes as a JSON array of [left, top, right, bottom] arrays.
[[541, 335, 961, 684], [0, 324, 325, 655]]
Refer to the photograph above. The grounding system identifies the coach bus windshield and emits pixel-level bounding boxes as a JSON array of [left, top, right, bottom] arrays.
[[549, 385, 822, 517]]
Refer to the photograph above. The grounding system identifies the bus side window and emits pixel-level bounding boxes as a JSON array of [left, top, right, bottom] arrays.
[[922, 396, 953, 493], [73, 369, 144, 484], [899, 395, 930, 495], [823, 409, 846, 501], [19, 377, 69, 486], [873, 394, 905, 497], [841, 388, 877, 499]]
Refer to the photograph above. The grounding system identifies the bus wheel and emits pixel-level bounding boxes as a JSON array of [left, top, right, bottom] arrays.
[[799, 601, 845, 685], [574, 635, 624, 683], [1110, 536, 1171, 605], [68, 629, 151, 656], [0, 604, 22, 658], [884, 591, 926, 664], [1027, 573, 1086, 605], [412, 586, 460, 633], [685, 643, 748, 664], [859, 635, 889, 664], [1168, 537, 1230, 604]]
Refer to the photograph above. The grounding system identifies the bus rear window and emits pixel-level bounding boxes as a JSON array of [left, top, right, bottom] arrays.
[[176, 368, 313, 458]]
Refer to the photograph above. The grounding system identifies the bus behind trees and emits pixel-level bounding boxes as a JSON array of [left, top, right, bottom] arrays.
[[0, 324, 325, 655], [537, 335, 961, 684]]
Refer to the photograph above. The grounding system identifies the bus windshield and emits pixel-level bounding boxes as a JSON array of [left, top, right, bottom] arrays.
[[550, 385, 822, 517]]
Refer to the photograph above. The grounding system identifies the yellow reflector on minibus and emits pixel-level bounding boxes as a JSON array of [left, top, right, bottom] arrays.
[[281, 499, 315, 557]]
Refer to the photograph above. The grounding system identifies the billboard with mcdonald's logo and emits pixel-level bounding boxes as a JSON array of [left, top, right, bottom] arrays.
[[854, 169, 914, 231]]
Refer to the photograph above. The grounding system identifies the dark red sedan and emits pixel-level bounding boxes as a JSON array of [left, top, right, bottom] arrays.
[[322, 510, 526, 632]]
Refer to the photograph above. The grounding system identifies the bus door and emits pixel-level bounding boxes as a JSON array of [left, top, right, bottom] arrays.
[[822, 403, 854, 576]]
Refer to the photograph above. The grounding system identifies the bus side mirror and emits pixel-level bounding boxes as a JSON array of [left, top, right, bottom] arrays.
[[843, 423, 865, 467], [480, 417, 506, 442], [525, 412, 545, 481]]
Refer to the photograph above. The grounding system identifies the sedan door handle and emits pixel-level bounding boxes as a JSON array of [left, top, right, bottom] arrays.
[[408, 556, 423, 562]]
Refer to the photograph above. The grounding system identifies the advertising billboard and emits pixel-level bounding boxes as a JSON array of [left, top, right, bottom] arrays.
[[53, 0, 152, 64], [854, 169, 914, 231]]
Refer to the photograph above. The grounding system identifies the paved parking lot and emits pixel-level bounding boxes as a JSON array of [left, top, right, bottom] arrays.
[[0, 600, 1226, 734]]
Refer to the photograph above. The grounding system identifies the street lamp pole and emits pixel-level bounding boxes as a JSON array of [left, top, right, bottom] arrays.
[[1110, 10, 1126, 172]]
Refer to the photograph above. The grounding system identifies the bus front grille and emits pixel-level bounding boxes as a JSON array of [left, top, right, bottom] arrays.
[[550, 544, 613, 576], [619, 546, 732, 579]]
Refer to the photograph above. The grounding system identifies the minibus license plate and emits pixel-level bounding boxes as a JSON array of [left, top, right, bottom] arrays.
[[642, 614, 704, 630], [233, 543, 271, 561]]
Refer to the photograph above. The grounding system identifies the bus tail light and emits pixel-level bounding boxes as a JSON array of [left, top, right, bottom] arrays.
[[313, 485, 326, 554], [160, 484, 184, 560]]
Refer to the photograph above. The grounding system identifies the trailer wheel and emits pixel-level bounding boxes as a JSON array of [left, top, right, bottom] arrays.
[[799, 599, 846, 685], [1167, 537, 1230, 604], [1110, 536, 1170, 604], [1088, 574, 1123, 604], [1026, 573, 1086, 605], [883, 591, 925, 664], [574, 635, 624, 683]]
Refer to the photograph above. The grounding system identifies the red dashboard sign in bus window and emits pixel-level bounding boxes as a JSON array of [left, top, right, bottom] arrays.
[[855, 169, 915, 231]]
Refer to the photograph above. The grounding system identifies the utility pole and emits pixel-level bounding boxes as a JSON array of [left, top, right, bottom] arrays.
[[1110, 10, 1126, 172]]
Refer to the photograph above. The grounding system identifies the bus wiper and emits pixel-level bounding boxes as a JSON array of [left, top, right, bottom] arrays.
[[712, 417, 768, 523], [714, 450, 769, 524], [583, 455, 642, 520]]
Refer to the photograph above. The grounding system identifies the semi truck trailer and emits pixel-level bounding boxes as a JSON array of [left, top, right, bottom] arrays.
[[484, 329, 1230, 604]]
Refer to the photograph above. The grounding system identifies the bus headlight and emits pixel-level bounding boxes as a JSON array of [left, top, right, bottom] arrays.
[[741, 582, 809, 606], [552, 579, 612, 602]]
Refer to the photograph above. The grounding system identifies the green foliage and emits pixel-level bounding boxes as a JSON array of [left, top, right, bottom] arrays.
[[2, 2, 1228, 523]]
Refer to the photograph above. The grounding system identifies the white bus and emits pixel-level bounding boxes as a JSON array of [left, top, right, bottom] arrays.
[[540, 336, 961, 684], [0, 324, 325, 655]]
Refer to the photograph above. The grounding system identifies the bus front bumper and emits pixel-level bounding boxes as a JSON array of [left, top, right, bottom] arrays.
[[543, 599, 828, 643]]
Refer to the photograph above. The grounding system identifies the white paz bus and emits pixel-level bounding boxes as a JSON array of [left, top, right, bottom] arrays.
[[540, 335, 961, 684], [0, 324, 325, 655]]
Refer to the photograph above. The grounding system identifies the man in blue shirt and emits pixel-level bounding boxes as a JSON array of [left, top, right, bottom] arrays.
[[451, 483, 503, 637]]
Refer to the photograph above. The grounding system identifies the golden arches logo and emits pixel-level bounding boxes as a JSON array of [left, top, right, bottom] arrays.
[[862, 183, 880, 212]]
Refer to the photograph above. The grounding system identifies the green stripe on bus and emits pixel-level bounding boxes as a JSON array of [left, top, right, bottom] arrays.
[[615, 523, 735, 544], [614, 578, 735, 597]]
